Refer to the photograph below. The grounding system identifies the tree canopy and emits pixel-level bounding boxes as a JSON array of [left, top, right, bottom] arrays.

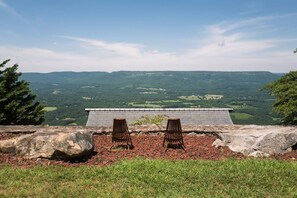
[[263, 71, 297, 125], [0, 60, 44, 125]]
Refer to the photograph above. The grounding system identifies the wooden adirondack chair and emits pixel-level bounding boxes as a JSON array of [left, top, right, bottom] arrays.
[[111, 118, 133, 148], [163, 118, 185, 150]]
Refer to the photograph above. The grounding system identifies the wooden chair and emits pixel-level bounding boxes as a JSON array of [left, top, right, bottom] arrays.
[[163, 118, 185, 150], [111, 118, 133, 148]]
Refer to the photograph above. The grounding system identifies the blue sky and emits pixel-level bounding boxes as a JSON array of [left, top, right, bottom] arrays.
[[0, 0, 296, 72]]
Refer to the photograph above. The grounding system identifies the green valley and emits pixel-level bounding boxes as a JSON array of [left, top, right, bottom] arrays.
[[21, 71, 281, 126]]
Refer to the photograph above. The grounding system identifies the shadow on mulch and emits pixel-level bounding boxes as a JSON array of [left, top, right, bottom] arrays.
[[110, 144, 135, 150], [53, 151, 99, 163]]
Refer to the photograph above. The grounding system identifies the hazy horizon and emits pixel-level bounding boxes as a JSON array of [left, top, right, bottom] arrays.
[[21, 70, 286, 74], [1, 0, 296, 73]]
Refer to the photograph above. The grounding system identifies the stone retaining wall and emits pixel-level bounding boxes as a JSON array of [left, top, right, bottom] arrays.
[[0, 125, 295, 135], [85, 108, 233, 126]]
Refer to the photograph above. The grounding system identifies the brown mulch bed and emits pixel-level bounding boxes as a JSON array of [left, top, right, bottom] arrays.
[[0, 133, 296, 168]]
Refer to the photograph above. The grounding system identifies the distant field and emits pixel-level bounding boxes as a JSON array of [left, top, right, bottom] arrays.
[[162, 100, 180, 103], [227, 102, 258, 109], [82, 96, 93, 100], [136, 87, 166, 91], [231, 112, 253, 120], [204, 94, 224, 100], [61, 117, 75, 121], [179, 94, 223, 100], [128, 100, 182, 108], [43, 107, 57, 112], [178, 95, 202, 100], [128, 102, 164, 108], [52, 90, 61, 95]]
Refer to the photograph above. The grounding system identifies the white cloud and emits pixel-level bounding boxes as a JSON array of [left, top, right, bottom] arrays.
[[179, 14, 296, 72], [1, 15, 296, 73], [0, 46, 91, 71], [0, 45, 178, 72]]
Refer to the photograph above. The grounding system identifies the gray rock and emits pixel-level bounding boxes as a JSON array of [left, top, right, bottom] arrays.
[[212, 125, 297, 157], [187, 132, 198, 136], [252, 133, 297, 154], [0, 131, 94, 160], [249, 151, 270, 157]]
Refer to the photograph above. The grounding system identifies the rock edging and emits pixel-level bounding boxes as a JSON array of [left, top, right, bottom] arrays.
[[212, 125, 297, 157], [0, 125, 297, 157], [0, 130, 94, 160]]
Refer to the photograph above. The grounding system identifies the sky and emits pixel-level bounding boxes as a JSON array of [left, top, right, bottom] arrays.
[[0, 0, 296, 73]]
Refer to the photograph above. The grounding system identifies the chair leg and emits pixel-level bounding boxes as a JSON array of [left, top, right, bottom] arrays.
[[165, 145, 169, 152], [179, 140, 186, 151], [181, 139, 185, 148], [129, 136, 133, 146], [110, 143, 115, 150], [181, 144, 186, 151]]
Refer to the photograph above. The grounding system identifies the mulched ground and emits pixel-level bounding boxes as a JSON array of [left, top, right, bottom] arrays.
[[0, 133, 296, 167]]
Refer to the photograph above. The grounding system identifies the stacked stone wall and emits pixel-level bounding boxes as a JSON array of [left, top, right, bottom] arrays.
[[85, 108, 233, 126]]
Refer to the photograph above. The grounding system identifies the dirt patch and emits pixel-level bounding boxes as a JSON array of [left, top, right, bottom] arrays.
[[0, 133, 296, 168]]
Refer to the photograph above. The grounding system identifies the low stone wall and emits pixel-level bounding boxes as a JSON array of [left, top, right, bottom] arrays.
[[85, 108, 234, 126], [0, 124, 295, 135], [0, 125, 223, 135]]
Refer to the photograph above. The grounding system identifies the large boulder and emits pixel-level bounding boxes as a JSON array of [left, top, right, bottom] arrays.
[[0, 131, 94, 160], [212, 125, 297, 157]]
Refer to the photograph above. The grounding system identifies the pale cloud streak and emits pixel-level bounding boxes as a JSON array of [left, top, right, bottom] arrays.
[[207, 13, 297, 35], [60, 36, 144, 57], [0, 0, 25, 21]]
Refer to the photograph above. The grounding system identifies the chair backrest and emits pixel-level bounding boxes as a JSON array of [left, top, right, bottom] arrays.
[[163, 118, 185, 149], [166, 118, 182, 132], [113, 118, 129, 133], [112, 118, 133, 146]]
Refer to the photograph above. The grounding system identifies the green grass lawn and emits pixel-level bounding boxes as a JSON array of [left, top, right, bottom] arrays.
[[0, 158, 296, 197]]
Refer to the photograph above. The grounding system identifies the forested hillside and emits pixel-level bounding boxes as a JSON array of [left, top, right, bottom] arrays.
[[21, 71, 281, 126]]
